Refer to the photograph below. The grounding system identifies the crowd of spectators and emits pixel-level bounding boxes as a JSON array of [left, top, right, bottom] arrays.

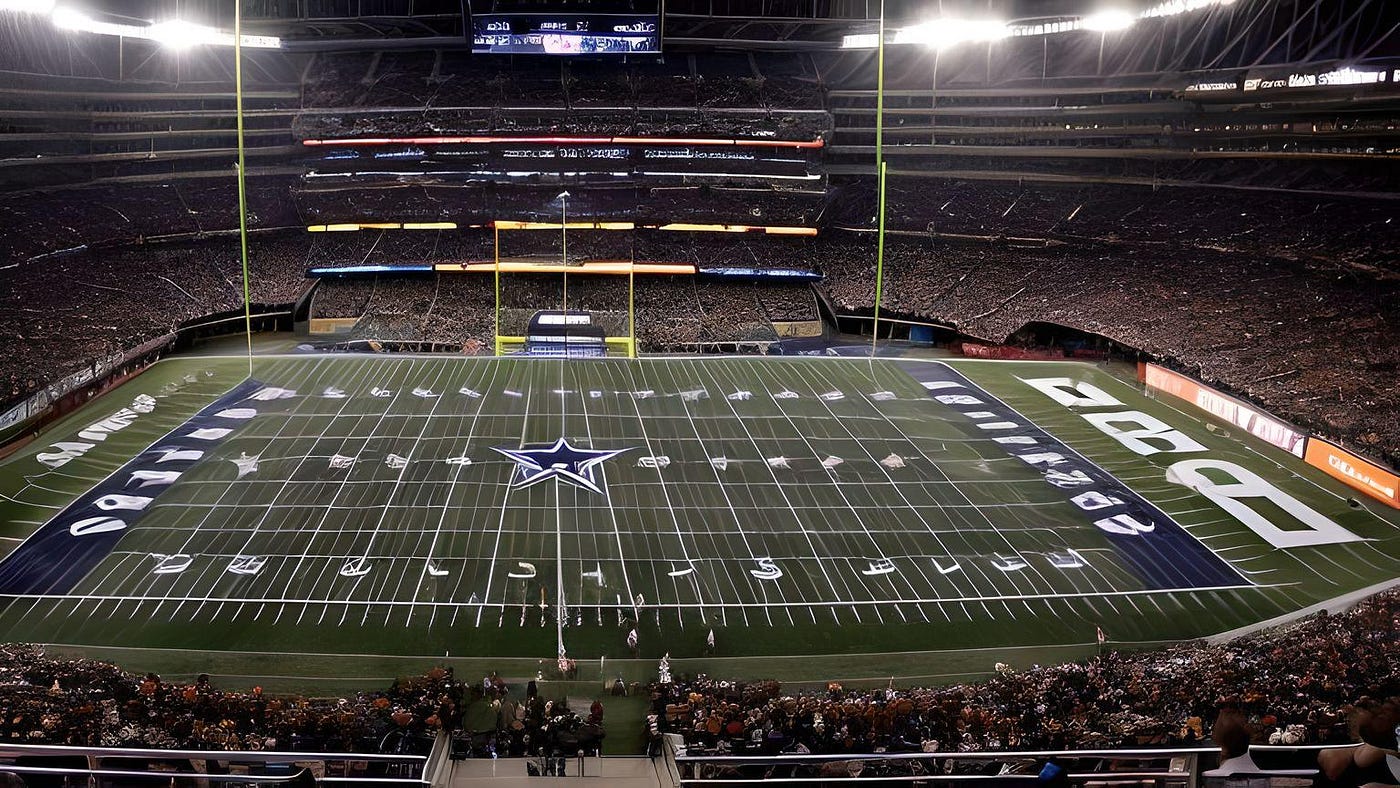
[[755, 284, 818, 321], [295, 52, 825, 141], [829, 179, 1398, 272], [0, 232, 312, 406], [294, 226, 827, 272], [818, 233, 1399, 469], [0, 646, 602, 758], [294, 183, 825, 227], [3, 179, 1397, 470], [309, 271, 811, 351], [647, 590, 1399, 756], [0, 178, 300, 263]]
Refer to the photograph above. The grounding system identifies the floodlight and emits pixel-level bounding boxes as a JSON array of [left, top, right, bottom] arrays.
[[148, 19, 224, 48], [1140, 0, 1228, 18], [50, 6, 91, 29], [894, 19, 1010, 49], [1081, 9, 1135, 31], [1, 0, 55, 14]]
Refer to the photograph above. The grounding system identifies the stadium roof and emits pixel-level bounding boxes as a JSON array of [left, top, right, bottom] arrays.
[[2, 0, 1263, 51]]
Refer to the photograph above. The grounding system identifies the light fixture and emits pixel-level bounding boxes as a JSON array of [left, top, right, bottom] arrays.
[[1080, 9, 1135, 31], [148, 19, 225, 49], [1140, 0, 1231, 19], [894, 19, 1010, 49], [48, 6, 280, 48], [49, 6, 91, 29], [0, 0, 55, 13]]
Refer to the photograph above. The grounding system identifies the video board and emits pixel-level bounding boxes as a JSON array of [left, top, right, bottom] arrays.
[[470, 0, 661, 55]]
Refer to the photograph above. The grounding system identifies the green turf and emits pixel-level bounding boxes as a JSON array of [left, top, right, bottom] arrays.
[[0, 353, 1395, 695]]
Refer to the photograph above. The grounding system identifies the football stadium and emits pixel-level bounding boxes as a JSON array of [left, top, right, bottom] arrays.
[[0, 0, 1397, 785]]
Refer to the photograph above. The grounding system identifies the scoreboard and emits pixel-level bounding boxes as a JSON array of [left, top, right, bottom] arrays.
[[469, 0, 661, 55]]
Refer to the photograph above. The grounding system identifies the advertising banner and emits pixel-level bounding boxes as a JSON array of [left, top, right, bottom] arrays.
[[1241, 66, 1389, 93], [1304, 438, 1400, 508], [0, 401, 25, 430], [961, 342, 1065, 361], [1144, 364, 1306, 458]]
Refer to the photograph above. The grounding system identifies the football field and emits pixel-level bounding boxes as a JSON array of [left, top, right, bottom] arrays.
[[0, 353, 1396, 689]]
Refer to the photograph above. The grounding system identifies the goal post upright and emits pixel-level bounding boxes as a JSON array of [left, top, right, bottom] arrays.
[[628, 235, 637, 358], [490, 220, 651, 357], [494, 223, 503, 356], [871, 0, 887, 359]]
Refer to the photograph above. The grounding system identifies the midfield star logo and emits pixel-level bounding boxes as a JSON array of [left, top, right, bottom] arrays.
[[492, 438, 631, 495]]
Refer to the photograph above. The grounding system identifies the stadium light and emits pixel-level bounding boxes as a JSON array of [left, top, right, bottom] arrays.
[[1080, 9, 1135, 31], [894, 19, 1010, 48], [843, 0, 1227, 49], [0, 0, 55, 14], [47, 6, 281, 48], [148, 19, 224, 49], [49, 6, 91, 29], [1140, 0, 1234, 19]]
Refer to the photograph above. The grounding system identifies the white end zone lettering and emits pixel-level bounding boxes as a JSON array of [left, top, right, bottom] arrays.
[[1167, 459, 1362, 548], [1020, 377, 1124, 409], [1081, 411, 1207, 456], [1020, 373, 1362, 549]]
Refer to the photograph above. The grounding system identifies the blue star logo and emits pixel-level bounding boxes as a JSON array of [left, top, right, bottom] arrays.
[[492, 438, 631, 495]]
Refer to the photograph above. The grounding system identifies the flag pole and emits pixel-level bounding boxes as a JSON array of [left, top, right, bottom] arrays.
[[233, 0, 253, 378], [871, 0, 887, 359]]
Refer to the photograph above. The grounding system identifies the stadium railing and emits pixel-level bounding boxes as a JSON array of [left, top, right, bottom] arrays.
[[0, 742, 432, 787], [663, 737, 1341, 787]]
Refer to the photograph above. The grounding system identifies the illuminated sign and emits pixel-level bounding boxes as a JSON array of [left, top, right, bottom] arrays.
[[308, 265, 434, 275], [1243, 67, 1387, 91], [470, 1, 661, 55], [1184, 80, 1238, 93]]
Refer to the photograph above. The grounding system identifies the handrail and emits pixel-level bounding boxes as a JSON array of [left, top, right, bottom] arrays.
[[0, 765, 310, 782], [679, 779, 1178, 785], [0, 742, 426, 762], [675, 746, 1216, 762], [673, 742, 1358, 762]]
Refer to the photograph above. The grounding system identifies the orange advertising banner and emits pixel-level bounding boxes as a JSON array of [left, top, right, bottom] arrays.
[[1144, 364, 1307, 458], [1304, 438, 1400, 508]]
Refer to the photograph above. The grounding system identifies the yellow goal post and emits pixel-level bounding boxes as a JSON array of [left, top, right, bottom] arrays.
[[491, 219, 643, 358]]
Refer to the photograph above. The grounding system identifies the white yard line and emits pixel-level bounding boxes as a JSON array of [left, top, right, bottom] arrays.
[[570, 363, 640, 630], [477, 363, 536, 627], [615, 360, 710, 618], [690, 360, 851, 615], [402, 359, 506, 628]]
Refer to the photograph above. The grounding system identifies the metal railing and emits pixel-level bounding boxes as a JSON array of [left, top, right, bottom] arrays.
[[0, 742, 430, 787], [665, 738, 1349, 787]]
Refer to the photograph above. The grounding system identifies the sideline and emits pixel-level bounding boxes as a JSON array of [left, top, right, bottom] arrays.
[[1204, 576, 1400, 644]]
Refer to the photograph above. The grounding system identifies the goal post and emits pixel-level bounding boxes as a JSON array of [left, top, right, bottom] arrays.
[[491, 220, 640, 358]]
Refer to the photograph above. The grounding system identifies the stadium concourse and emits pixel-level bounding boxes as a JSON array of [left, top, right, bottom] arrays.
[[1, 0, 1399, 780]]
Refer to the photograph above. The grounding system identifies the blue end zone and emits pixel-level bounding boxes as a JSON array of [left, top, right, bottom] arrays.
[[0, 378, 270, 596], [900, 361, 1248, 591]]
